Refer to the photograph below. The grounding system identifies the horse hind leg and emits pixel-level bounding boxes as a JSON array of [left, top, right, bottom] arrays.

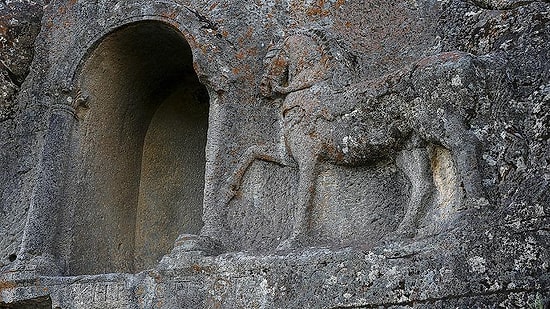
[[451, 134, 488, 207], [442, 116, 487, 206], [395, 147, 435, 238]]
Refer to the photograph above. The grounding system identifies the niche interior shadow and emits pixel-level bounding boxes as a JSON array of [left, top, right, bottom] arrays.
[[66, 21, 209, 275]]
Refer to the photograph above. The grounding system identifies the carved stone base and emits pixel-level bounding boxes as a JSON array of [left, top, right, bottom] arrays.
[[171, 234, 223, 256], [157, 234, 224, 272], [0, 241, 546, 308]]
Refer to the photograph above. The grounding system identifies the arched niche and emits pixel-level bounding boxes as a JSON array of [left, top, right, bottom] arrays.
[[67, 21, 209, 275]]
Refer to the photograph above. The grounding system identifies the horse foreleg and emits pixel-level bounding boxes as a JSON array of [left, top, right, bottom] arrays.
[[277, 157, 317, 250], [224, 145, 289, 204], [395, 148, 435, 238]]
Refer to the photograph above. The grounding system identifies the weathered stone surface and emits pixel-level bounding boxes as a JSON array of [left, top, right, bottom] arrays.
[[0, 0, 548, 308], [0, 0, 42, 120], [0, 0, 44, 270]]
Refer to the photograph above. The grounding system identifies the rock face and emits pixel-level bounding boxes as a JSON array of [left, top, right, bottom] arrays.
[[0, 0, 44, 270], [0, 0, 548, 308], [0, 1, 42, 121]]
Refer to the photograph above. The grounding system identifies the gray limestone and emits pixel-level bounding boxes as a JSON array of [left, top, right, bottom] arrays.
[[0, 0, 548, 308]]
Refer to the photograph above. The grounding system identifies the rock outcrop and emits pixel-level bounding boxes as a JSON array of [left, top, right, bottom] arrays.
[[0, 0, 548, 308]]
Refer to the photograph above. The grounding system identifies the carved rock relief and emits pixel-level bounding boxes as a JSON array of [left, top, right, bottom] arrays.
[[227, 27, 489, 250]]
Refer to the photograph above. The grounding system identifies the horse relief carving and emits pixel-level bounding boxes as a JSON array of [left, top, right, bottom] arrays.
[[227, 28, 488, 250]]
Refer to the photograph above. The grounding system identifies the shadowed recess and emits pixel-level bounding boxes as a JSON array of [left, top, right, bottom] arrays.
[[65, 21, 209, 275]]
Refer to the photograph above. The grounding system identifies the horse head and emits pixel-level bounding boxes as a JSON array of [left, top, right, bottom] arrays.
[[260, 46, 289, 98], [260, 30, 334, 99]]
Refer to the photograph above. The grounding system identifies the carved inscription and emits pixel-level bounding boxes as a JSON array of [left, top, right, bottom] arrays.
[[63, 282, 127, 308]]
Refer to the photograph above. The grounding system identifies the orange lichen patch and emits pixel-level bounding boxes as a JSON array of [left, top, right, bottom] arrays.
[[307, 7, 331, 17], [232, 67, 241, 75], [235, 51, 246, 60], [44, 18, 55, 29], [234, 189, 243, 199], [318, 0, 327, 8], [161, 11, 178, 19], [58, 6, 66, 15], [147, 271, 164, 283], [0, 24, 8, 37], [245, 26, 254, 39], [229, 148, 240, 157], [273, 57, 288, 71], [187, 36, 209, 55], [247, 47, 258, 56], [192, 264, 214, 274], [306, 0, 332, 17], [186, 35, 199, 48], [320, 53, 330, 66], [236, 28, 255, 48], [222, 30, 229, 37], [0, 280, 17, 292], [209, 2, 218, 10], [192, 64, 203, 80], [135, 285, 146, 297]]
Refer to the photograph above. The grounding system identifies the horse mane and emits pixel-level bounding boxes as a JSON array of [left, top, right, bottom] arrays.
[[262, 27, 360, 90], [292, 27, 360, 89]]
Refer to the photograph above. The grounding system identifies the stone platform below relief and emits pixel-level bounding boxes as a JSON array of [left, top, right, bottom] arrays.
[[1, 229, 548, 308]]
